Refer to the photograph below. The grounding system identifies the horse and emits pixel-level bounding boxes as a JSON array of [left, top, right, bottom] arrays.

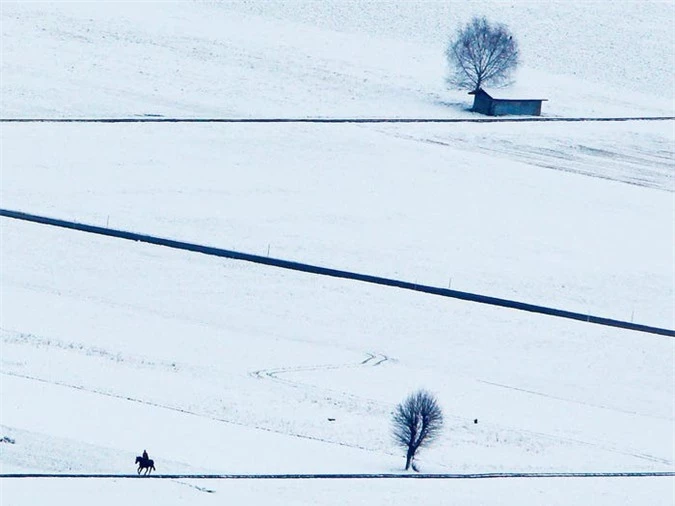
[[135, 456, 156, 475]]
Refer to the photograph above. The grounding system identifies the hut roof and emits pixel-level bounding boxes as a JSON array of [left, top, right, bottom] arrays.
[[469, 87, 547, 101]]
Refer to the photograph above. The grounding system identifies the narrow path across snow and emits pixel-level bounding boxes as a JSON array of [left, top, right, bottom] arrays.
[[2, 208, 673, 337], [1, 472, 673, 479], [1, 116, 674, 123]]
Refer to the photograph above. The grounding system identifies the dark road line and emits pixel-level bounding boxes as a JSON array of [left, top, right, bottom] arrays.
[[2, 208, 673, 337], [1, 116, 674, 124], [1, 472, 673, 479]]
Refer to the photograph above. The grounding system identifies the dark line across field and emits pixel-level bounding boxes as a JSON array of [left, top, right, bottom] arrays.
[[1, 116, 674, 123], [5, 209, 675, 337], [0, 209, 675, 337], [1, 472, 674, 479], [2, 209, 673, 337]]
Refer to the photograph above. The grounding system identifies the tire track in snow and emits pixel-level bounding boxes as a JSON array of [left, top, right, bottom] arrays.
[[249, 351, 392, 413], [466, 379, 673, 467], [250, 351, 389, 386], [472, 413, 673, 467], [0, 370, 381, 454], [1, 329, 182, 375], [478, 379, 672, 421], [516, 426, 670, 467], [372, 128, 674, 191]]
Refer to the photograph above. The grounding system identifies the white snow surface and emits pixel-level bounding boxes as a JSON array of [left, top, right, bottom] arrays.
[[1, 1, 675, 505], [1, 0, 674, 118]]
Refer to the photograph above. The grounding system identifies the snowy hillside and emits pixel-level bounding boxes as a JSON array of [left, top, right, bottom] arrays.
[[1, 1, 674, 505], [1, 0, 674, 118], [3, 121, 673, 327]]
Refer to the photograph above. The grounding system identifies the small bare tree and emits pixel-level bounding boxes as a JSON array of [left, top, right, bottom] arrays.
[[392, 390, 443, 471], [446, 16, 519, 91]]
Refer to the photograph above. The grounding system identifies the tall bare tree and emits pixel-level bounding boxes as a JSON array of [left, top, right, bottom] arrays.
[[392, 390, 443, 471], [446, 16, 519, 91]]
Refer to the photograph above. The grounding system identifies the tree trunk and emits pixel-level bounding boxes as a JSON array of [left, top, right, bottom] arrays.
[[405, 448, 414, 470]]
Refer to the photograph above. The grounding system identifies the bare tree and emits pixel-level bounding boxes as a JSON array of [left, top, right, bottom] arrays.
[[446, 16, 519, 91], [392, 390, 443, 471]]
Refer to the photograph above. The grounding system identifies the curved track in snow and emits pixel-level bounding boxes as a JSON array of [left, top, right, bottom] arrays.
[[250, 352, 389, 387]]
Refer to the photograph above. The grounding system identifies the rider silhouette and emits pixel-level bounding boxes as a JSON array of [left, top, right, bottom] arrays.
[[142, 449, 149, 462]]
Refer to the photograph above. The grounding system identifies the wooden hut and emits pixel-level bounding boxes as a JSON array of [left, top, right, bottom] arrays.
[[469, 88, 547, 116]]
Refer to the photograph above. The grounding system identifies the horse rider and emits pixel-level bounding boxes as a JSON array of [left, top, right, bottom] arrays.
[[142, 449, 149, 462]]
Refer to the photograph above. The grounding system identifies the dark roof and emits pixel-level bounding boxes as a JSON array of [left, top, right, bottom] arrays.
[[468, 87, 547, 101], [468, 88, 490, 97]]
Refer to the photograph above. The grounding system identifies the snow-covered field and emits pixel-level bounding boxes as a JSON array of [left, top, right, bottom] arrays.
[[1, 1, 674, 505], [1, 0, 674, 118]]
